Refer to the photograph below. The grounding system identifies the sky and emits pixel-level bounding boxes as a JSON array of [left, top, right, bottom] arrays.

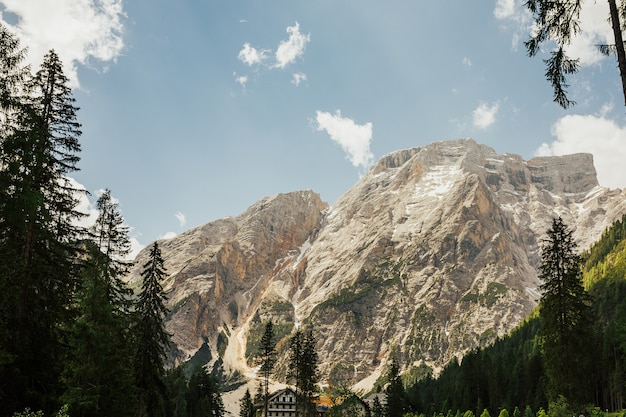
[[2, 0, 626, 257]]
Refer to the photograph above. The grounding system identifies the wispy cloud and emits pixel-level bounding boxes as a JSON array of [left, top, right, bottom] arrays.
[[0, 0, 126, 88], [237, 43, 269, 66], [234, 73, 248, 88], [175, 212, 186, 228], [314, 110, 374, 172], [274, 22, 310, 69], [292, 72, 307, 86], [494, 0, 516, 20], [534, 107, 626, 189], [472, 101, 500, 129]]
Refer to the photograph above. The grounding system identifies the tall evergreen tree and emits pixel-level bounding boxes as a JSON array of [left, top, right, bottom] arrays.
[[300, 329, 319, 417], [134, 241, 170, 417], [288, 328, 304, 396], [239, 389, 255, 417], [288, 328, 319, 417], [384, 357, 407, 417], [259, 320, 276, 417], [538, 217, 593, 406], [0, 48, 84, 415], [61, 189, 135, 417]]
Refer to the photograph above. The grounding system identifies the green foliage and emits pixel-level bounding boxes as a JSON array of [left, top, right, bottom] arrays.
[[246, 319, 293, 359], [483, 282, 508, 307], [61, 192, 136, 417], [385, 357, 408, 417], [259, 320, 276, 417], [0, 41, 86, 415], [186, 366, 225, 417], [288, 328, 319, 416], [547, 396, 571, 417], [315, 258, 404, 314], [239, 389, 255, 417], [134, 241, 170, 417], [11, 405, 69, 417], [538, 218, 593, 405]]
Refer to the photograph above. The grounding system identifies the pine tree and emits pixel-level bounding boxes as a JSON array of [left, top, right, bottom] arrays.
[[259, 320, 276, 417], [288, 328, 304, 396], [134, 241, 170, 417], [300, 329, 319, 417], [61, 189, 135, 417], [0, 48, 84, 415], [384, 357, 407, 417], [187, 366, 225, 417], [288, 328, 319, 417], [538, 217, 593, 405], [239, 389, 255, 417]]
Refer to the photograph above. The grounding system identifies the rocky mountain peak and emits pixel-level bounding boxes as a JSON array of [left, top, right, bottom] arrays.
[[127, 138, 626, 396]]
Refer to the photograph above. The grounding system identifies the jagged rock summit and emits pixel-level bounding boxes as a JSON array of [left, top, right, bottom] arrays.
[[127, 138, 626, 391]]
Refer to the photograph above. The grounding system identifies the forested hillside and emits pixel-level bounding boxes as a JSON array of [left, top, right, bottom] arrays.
[[406, 214, 626, 416]]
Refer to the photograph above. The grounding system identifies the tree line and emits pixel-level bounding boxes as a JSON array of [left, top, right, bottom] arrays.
[[0, 23, 192, 417]]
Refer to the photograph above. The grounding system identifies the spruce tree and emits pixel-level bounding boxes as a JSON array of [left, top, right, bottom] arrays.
[[134, 241, 170, 417], [301, 329, 319, 417], [538, 217, 593, 405], [259, 320, 276, 417], [61, 189, 135, 417], [0, 48, 84, 415], [384, 357, 407, 417], [239, 389, 255, 417], [288, 328, 304, 396]]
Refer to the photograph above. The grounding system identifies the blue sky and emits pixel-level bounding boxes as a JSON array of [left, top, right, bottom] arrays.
[[2, 0, 626, 256]]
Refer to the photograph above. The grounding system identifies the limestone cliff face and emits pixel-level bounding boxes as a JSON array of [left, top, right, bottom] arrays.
[[126, 138, 626, 390]]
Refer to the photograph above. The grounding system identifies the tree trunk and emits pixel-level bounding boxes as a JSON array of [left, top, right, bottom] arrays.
[[608, 0, 626, 106]]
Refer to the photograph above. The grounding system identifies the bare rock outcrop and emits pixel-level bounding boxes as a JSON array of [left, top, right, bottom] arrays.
[[127, 138, 626, 391]]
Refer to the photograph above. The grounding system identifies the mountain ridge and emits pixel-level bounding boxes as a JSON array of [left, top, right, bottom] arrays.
[[126, 138, 626, 393]]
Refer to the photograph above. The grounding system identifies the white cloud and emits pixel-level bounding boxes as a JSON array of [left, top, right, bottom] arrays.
[[274, 22, 310, 69], [462, 57, 472, 67], [175, 212, 186, 227], [0, 0, 126, 88], [472, 101, 500, 129], [314, 110, 374, 171], [494, 0, 516, 20], [567, 1, 613, 66], [292, 72, 307, 86], [237, 43, 269, 66], [534, 111, 626, 189], [235, 74, 248, 88]]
